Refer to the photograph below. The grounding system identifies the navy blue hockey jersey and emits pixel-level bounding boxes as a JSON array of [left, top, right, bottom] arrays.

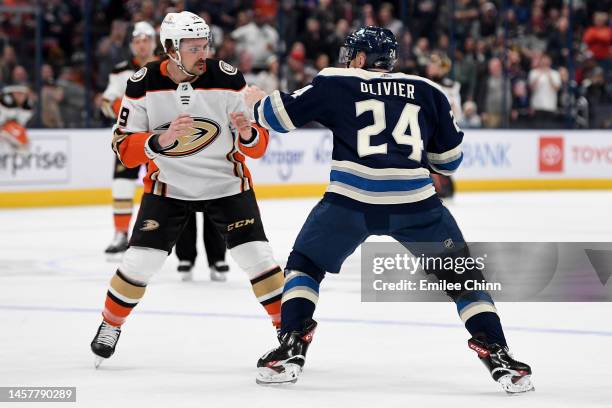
[[253, 67, 464, 210]]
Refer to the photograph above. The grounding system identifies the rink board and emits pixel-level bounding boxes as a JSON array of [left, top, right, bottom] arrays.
[[0, 128, 611, 207]]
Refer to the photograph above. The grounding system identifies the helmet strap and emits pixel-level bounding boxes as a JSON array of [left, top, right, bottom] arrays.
[[168, 39, 197, 79]]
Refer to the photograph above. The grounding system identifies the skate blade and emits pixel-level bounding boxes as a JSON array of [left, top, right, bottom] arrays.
[[180, 272, 193, 282], [256, 364, 301, 385], [499, 374, 535, 394], [93, 356, 107, 369], [210, 272, 227, 282], [105, 252, 125, 263]]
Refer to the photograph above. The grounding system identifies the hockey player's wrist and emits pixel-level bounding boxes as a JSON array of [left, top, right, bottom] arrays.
[[145, 134, 162, 159], [239, 127, 259, 147]]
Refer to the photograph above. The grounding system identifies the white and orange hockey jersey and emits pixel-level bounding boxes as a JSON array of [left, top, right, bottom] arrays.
[[112, 58, 269, 201], [0, 86, 32, 148], [101, 59, 142, 118]]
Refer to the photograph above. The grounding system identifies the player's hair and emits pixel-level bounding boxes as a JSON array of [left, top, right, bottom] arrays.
[[164, 39, 176, 54]]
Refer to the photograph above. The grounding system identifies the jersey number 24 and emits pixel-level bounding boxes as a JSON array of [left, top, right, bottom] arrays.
[[355, 99, 423, 161]]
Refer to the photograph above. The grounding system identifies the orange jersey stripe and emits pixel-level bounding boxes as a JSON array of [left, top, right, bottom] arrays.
[[143, 161, 160, 195]]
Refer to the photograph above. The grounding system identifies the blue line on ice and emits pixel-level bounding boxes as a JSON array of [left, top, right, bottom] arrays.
[[2, 304, 611, 337]]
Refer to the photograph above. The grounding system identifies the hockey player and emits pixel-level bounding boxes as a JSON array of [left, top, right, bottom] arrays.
[[0, 85, 32, 150], [91, 11, 284, 367], [101, 22, 158, 257], [175, 211, 231, 282], [248, 27, 534, 394], [425, 53, 461, 199]]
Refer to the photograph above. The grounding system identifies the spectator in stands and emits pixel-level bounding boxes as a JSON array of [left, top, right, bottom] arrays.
[[231, 9, 278, 72], [582, 66, 612, 128], [459, 101, 482, 129], [56, 66, 85, 128], [200, 11, 223, 50], [528, 53, 561, 128], [216, 37, 239, 67], [314, 0, 338, 34], [96, 20, 129, 90], [453, 0, 479, 44], [239, 51, 257, 85], [41, 64, 64, 128], [478, 2, 498, 39], [282, 42, 307, 93], [378, 3, 403, 38], [11, 65, 28, 86], [413, 37, 431, 75], [299, 18, 330, 62], [0, 45, 18, 85], [353, 4, 376, 31], [397, 31, 417, 74], [255, 55, 280, 95], [453, 47, 477, 103], [327, 19, 351, 64], [582, 11, 612, 79], [481, 57, 511, 128], [511, 79, 532, 128], [547, 16, 571, 67]]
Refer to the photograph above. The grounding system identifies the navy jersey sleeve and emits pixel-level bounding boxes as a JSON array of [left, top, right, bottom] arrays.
[[426, 88, 464, 175], [253, 75, 331, 133]]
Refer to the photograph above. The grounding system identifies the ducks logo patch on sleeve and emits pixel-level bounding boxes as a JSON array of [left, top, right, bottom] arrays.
[[130, 67, 148, 82]]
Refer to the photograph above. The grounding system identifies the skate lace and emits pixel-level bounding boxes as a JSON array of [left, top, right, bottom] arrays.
[[97, 322, 120, 347]]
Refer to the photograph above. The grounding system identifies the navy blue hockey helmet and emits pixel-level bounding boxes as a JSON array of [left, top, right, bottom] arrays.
[[339, 26, 398, 71]]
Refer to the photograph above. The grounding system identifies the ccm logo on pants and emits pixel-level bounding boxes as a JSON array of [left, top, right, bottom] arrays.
[[227, 218, 255, 231]]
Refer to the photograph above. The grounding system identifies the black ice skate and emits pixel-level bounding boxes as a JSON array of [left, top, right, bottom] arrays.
[[210, 261, 230, 282], [177, 260, 194, 281], [256, 319, 317, 385], [91, 321, 121, 368], [468, 337, 534, 394], [104, 232, 128, 259]]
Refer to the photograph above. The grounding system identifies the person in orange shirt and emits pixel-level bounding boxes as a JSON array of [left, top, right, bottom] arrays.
[[583, 11, 612, 80]]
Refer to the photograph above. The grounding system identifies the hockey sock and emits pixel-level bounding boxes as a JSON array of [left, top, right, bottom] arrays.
[[112, 178, 136, 233], [456, 290, 507, 346], [280, 270, 320, 334], [465, 312, 507, 347], [113, 199, 133, 233], [250, 265, 284, 329], [102, 270, 147, 326]]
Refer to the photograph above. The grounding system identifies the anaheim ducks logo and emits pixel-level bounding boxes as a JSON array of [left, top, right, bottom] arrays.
[[140, 219, 160, 231], [153, 117, 221, 157]]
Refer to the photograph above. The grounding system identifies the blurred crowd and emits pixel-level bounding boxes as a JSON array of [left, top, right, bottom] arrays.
[[0, 0, 610, 129]]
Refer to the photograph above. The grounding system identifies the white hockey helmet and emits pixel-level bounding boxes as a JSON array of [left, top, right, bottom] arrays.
[[160, 11, 210, 76], [132, 21, 156, 40]]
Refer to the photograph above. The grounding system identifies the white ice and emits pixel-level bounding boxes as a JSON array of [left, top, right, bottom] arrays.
[[1, 192, 611, 408]]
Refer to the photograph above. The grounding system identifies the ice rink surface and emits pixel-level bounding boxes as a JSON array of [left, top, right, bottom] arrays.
[[1, 191, 611, 407]]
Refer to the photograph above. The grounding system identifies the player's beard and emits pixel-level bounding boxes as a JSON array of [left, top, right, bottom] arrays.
[[190, 59, 206, 75]]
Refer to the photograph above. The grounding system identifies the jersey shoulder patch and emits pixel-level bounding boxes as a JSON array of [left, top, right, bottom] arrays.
[[1, 92, 16, 107], [196, 59, 245, 91], [125, 60, 176, 99], [129, 67, 148, 82], [219, 60, 238, 75]]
